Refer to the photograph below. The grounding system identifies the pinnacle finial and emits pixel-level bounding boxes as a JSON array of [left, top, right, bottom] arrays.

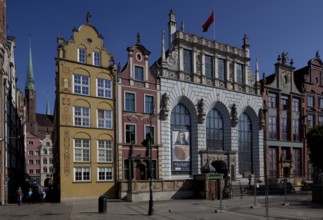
[[86, 12, 92, 24]]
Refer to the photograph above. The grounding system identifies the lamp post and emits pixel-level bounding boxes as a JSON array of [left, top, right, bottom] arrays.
[[148, 102, 154, 216]]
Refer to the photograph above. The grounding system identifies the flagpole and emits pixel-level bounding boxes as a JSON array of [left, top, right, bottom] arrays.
[[213, 7, 215, 41]]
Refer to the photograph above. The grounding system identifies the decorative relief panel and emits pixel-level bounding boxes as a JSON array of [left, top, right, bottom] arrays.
[[64, 129, 70, 174]]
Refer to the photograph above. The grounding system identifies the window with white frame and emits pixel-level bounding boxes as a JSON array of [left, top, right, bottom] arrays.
[[307, 95, 314, 108], [236, 63, 244, 84], [28, 141, 33, 145], [97, 78, 112, 98], [74, 167, 90, 182], [308, 114, 314, 129], [36, 160, 40, 165], [282, 117, 288, 140], [74, 106, 90, 127], [74, 139, 90, 162], [268, 116, 277, 139], [43, 167, 47, 173], [183, 49, 192, 74], [319, 97, 323, 109], [29, 160, 33, 164], [125, 124, 135, 143], [281, 96, 288, 110], [218, 58, 226, 81], [97, 109, 112, 129], [36, 169, 40, 174], [205, 55, 213, 78], [28, 150, 33, 155], [49, 167, 53, 173], [292, 98, 299, 112], [43, 158, 47, 164], [43, 149, 47, 155], [134, 66, 144, 81], [49, 158, 53, 164], [74, 74, 89, 95], [93, 51, 101, 66], [144, 95, 154, 114], [29, 169, 34, 174], [293, 118, 299, 141], [78, 48, 86, 63], [268, 93, 276, 108], [97, 140, 112, 162], [145, 126, 154, 145], [97, 167, 113, 181], [125, 93, 135, 111]]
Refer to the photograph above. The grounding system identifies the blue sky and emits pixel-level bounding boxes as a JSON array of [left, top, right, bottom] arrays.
[[6, 0, 323, 114]]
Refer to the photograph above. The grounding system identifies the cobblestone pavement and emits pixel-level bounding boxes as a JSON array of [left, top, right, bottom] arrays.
[[0, 194, 322, 220]]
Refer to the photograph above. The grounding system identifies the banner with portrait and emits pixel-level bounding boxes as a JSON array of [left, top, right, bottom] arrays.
[[172, 130, 190, 172]]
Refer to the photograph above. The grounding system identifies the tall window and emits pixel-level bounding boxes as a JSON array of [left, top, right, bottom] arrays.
[[282, 117, 288, 141], [307, 95, 314, 107], [268, 116, 277, 139], [218, 58, 226, 81], [319, 115, 323, 125], [308, 114, 314, 129], [78, 48, 86, 63], [293, 118, 299, 141], [236, 63, 244, 84], [238, 113, 252, 175], [93, 51, 101, 66], [43, 158, 47, 164], [98, 140, 112, 162], [97, 110, 112, 129], [292, 98, 299, 112], [74, 139, 90, 162], [74, 167, 90, 181], [144, 95, 154, 114], [125, 93, 135, 111], [74, 107, 90, 127], [205, 55, 213, 78], [74, 75, 89, 95], [292, 148, 301, 177], [97, 79, 112, 98], [319, 97, 323, 109], [125, 125, 135, 143], [268, 147, 278, 178], [268, 93, 276, 108], [134, 66, 144, 81], [97, 167, 113, 181], [145, 126, 155, 144], [281, 97, 288, 110], [183, 49, 192, 74], [206, 108, 223, 150]]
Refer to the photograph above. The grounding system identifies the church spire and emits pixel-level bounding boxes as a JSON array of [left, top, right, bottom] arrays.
[[25, 37, 35, 90], [46, 92, 50, 115]]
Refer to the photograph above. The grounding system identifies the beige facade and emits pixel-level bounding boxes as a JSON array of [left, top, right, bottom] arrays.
[[55, 19, 117, 200]]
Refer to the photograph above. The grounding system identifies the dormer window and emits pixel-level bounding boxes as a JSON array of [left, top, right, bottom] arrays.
[[134, 66, 144, 81], [93, 51, 101, 66], [78, 48, 86, 63]]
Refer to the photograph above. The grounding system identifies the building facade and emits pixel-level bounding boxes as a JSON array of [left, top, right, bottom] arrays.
[[117, 35, 160, 198], [151, 10, 264, 186], [54, 14, 117, 200], [0, 0, 25, 204], [261, 53, 305, 184], [294, 51, 323, 179]]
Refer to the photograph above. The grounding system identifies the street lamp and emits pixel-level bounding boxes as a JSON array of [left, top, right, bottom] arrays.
[[148, 102, 155, 216]]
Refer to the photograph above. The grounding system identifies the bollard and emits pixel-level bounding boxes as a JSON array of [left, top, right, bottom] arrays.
[[98, 195, 107, 213]]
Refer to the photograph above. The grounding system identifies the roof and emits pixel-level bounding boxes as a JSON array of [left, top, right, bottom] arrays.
[[36, 113, 54, 127]]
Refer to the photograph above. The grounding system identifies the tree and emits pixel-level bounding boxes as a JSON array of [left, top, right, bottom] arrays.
[[306, 125, 323, 171]]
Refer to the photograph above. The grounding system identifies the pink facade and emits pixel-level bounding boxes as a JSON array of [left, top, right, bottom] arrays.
[[25, 133, 41, 182]]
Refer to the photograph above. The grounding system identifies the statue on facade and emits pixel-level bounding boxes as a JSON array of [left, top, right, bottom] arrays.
[[160, 93, 170, 120], [231, 103, 238, 127], [282, 52, 288, 65], [86, 12, 92, 24], [197, 98, 206, 123]]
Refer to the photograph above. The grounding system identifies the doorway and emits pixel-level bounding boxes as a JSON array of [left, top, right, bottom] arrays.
[[135, 164, 146, 180]]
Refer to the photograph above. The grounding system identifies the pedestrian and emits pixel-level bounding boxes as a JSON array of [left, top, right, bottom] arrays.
[[27, 188, 33, 204], [16, 186, 23, 205]]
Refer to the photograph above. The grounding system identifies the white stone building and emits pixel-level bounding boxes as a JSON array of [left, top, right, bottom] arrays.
[[151, 10, 264, 184]]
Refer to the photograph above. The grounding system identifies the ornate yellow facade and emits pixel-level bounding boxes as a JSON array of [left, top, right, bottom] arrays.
[[55, 20, 117, 200]]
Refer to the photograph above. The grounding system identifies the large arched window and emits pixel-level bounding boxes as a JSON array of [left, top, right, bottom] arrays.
[[238, 113, 252, 175], [171, 104, 191, 174], [206, 108, 223, 150]]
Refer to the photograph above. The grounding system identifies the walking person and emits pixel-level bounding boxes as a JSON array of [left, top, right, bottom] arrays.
[[16, 186, 24, 205], [27, 188, 33, 204]]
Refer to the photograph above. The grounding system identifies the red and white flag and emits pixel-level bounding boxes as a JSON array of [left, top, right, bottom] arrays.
[[202, 9, 214, 32]]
